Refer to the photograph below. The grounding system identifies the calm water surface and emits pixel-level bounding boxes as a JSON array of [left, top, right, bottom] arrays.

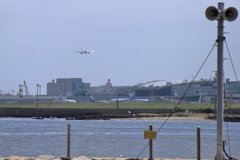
[[0, 118, 239, 159]]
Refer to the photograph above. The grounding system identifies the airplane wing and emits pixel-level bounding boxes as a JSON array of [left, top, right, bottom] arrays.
[[75, 50, 94, 54], [74, 51, 84, 54]]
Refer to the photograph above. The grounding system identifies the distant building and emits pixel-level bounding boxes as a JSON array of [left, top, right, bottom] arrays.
[[134, 78, 240, 102], [47, 78, 89, 96], [47, 78, 134, 98]]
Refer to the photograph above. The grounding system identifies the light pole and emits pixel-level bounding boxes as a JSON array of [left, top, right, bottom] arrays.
[[201, 78, 203, 103], [37, 84, 41, 107], [205, 3, 238, 160], [149, 84, 153, 102]]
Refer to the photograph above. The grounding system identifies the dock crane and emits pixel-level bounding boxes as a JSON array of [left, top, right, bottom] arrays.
[[23, 81, 29, 95]]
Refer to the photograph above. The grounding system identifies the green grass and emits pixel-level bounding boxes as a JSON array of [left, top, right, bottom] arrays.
[[138, 113, 160, 116], [137, 112, 211, 116], [1, 102, 239, 109]]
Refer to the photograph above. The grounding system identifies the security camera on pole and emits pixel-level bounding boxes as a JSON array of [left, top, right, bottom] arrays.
[[205, 3, 238, 160]]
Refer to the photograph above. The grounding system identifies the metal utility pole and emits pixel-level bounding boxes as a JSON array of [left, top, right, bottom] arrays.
[[37, 84, 39, 107], [205, 3, 238, 160], [216, 3, 224, 160], [37, 84, 41, 107], [19, 84, 24, 103]]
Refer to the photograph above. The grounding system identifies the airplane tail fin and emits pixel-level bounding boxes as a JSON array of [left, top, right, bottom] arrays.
[[87, 93, 96, 102], [197, 94, 202, 103], [171, 89, 179, 97], [196, 89, 201, 95], [196, 89, 202, 103], [126, 90, 134, 99], [59, 92, 63, 101]]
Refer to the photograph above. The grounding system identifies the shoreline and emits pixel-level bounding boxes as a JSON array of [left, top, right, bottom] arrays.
[[0, 155, 203, 160], [0, 115, 213, 122], [110, 115, 214, 122], [2, 114, 240, 122]]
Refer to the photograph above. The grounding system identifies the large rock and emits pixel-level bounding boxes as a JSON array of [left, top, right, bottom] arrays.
[[35, 155, 60, 160], [0, 156, 34, 160], [72, 156, 91, 160]]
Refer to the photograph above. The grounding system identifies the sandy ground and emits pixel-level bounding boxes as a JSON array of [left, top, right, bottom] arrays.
[[110, 115, 215, 122]]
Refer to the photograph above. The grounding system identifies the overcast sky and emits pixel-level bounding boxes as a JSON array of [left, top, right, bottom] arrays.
[[1, 0, 239, 95]]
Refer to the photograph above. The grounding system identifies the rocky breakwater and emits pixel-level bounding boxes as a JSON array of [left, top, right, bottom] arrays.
[[206, 114, 240, 122], [0, 155, 197, 160], [66, 114, 137, 120], [0, 155, 90, 160]]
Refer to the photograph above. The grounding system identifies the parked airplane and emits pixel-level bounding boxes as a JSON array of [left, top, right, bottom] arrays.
[[110, 91, 134, 102], [190, 89, 202, 104], [110, 90, 149, 103], [109, 97, 132, 103], [87, 93, 108, 103], [158, 89, 180, 103], [126, 90, 149, 102], [171, 89, 179, 97], [74, 49, 95, 55], [59, 92, 76, 103]]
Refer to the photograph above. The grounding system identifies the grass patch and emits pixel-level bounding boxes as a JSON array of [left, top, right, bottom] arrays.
[[137, 113, 160, 116], [0, 102, 239, 110], [137, 112, 213, 117]]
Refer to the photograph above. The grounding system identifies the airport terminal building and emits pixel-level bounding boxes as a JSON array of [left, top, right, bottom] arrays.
[[46, 77, 240, 102], [135, 78, 240, 94]]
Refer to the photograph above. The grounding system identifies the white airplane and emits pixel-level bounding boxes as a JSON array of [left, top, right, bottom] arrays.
[[110, 90, 149, 103], [59, 92, 76, 103], [74, 49, 95, 55], [157, 89, 180, 103], [87, 93, 108, 103], [110, 91, 134, 102], [126, 90, 149, 102], [109, 97, 132, 103]]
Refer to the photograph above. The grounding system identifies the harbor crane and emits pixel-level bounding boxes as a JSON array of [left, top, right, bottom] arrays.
[[24, 81, 29, 95]]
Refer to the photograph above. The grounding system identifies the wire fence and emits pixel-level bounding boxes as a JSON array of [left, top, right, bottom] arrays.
[[0, 102, 240, 112], [1, 94, 240, 113], [2, 101, 240, 109], [0, 122, 239, 159]]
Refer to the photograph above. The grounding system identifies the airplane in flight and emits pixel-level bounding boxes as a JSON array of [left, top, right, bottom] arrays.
[[59, 92, 76, 103], [87, 93, 108, 103], [74, 49, 95, 55]]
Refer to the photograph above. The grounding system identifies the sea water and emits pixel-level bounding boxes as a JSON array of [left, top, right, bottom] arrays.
[[0, 118, 239, 159]]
